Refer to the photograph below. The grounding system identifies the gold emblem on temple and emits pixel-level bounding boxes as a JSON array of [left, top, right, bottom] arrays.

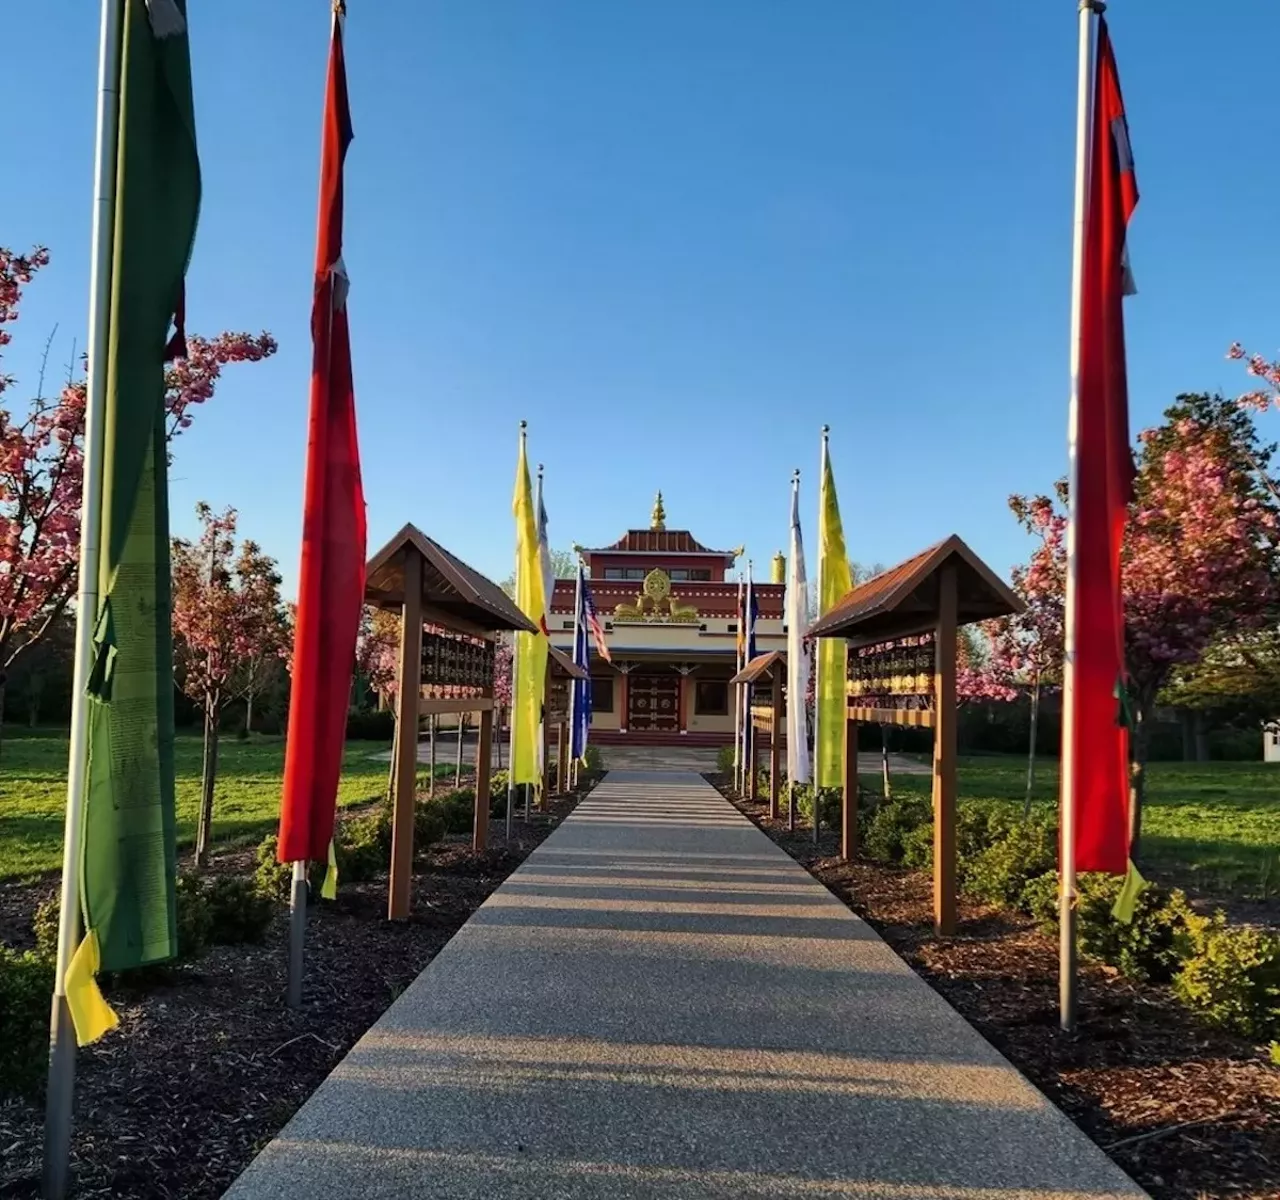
[[613, 568, 699, 623]]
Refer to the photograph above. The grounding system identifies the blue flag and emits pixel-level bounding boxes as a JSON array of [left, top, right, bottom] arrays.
[[571, 564, 593, 761]]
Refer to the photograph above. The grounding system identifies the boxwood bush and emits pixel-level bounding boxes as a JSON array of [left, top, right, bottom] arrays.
[[1174, 917, 1280, 1041]]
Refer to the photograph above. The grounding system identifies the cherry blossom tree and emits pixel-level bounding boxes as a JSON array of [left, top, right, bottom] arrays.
[[1000, 393, 1280, 852], [229, 539, 289, 732], [172, 505, 287, 865], [0, 244, 276, 751]]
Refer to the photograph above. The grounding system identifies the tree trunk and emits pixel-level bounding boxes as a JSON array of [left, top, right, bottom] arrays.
[[0, 676, 7, 761], [1193, 710, 1209, 763], [1024, 676, 1041, 818], [496, 709, 504, 769], [880, 724, 891, 799], [455, 715, 466, 788], [1129, 703, 1150, 860], [195, 701, 220, 867], [245, 689, 255, 735], [429, 714, 437, 797]]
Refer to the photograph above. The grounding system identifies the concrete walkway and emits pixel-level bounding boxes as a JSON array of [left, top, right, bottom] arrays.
[[226, 773, 1144, 1200]]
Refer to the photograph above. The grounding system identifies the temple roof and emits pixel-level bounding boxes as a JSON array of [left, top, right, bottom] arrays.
[[586, 528, 737, 558]]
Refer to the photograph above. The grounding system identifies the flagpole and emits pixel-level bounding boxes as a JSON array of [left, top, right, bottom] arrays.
[[506, 421, 526, 838], [43, 3, 124, 1195], [814, 426, 829, 846], [744, 561, 754, 796], [1061, 0, 1102, 1035]]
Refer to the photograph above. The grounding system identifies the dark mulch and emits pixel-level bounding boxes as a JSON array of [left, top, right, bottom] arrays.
[[714, 774, 1280, 1200], [0, 787, 585, 1199]]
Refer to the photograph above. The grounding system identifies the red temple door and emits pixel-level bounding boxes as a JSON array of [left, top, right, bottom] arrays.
[[628, 675, 679, 732]]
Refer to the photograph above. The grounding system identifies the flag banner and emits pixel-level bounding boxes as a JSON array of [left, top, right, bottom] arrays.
[[786, 480, 812, 785], [816, 447, 853, 788], [79, 0, 201, 1020], [583, 578, 611, 663], [1071, 17, 1137, 875], [279, 9, 367, 863], [570, 564, 592, 761], [512, 438, 548, 784]]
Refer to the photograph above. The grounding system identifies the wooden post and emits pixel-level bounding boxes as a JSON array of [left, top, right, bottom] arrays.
[[842, 717, 859, 861], [389, 548, 424, 921], [473, 705, 493, 853], [749, 717, 761, 802], [769, 670, 782, 819], [933, 561, 958, 936], [539, 673, 551, 810], [556, 716, 568, 797]]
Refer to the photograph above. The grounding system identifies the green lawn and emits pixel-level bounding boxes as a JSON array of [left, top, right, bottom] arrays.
[[0, 732, 391, 881], [883, 755, 1280, 900]]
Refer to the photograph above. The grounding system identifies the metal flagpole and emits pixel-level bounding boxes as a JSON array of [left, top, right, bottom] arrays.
[[814, 426, 829, 845], [506, 422, 526, 838], [788, 469, 801, 833], [1060, 0, 1102, 1035], [530, 464, 545, 820], [43, 3, 124, 1195]]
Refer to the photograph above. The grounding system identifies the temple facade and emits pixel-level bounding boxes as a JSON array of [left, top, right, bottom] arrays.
[[549, 494, 785, 744]]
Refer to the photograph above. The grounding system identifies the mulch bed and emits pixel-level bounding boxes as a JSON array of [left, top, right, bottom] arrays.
[[714, 775, 1280, 1200], [0, 786, 585, 1199]]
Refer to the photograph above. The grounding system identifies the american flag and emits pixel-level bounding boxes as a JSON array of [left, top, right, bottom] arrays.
[[582, 579, 612, 663]]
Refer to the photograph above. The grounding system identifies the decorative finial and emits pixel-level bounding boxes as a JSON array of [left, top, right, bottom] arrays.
[[771, 550, 786, 584], [519, 419, 527, 432], [333, 0, 346, 15], [650, 490, 666, 531], [821, 424, 830, 438], [537, 462, 544, 480]]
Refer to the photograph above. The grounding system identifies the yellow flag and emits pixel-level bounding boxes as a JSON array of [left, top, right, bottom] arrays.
[[65, 929, 119, 1046], [511, 434, 548, 785], [321, 838, 339, 901], [1111, 860, 1147, 924], [816, 444, 853, 788]]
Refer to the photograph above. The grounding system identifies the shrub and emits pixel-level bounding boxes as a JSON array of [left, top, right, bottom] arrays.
[[790, 785, 841, 829], [716, 745, 735, 777], [962, 817, 1057, 911], [862, 796, 931, 864], [1022, 870, 1061, 931], [489, 769, 509, 797], [333, 813, 389, 882], [345, 709, 396, 740], [174, 873, 213, 960], [33, 891, 61, 960], [202, 875, 275, 944], [255, 835, 327, 901], [434, 789, 476, 835], [1029, 871, 1201, 984], [901, 822, 934, 870], [414, 801, 448, 849], [583, 744, 604, 776], [0, 947, 55, 1097], [1174, 917, 1280, 1042]]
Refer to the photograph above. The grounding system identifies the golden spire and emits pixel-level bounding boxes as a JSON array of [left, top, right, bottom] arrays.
[[651, 490, 667, 531], [771, 550, 786, 584]]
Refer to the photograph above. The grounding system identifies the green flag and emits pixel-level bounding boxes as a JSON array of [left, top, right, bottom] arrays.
[[77, 0, 200, 1010]]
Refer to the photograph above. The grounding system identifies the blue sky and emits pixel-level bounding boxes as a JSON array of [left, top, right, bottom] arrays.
[[3, 0, 1278, 596]]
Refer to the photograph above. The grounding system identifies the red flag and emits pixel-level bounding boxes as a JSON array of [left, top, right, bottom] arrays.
[[278, 8, 366, 864], [1070, 17, 1138, 875]]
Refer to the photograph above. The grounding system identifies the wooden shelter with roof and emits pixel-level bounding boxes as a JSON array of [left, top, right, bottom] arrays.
[[730, 651, 787, 819], [364, 524, 536, 920], [809, 535, 1022, 935]]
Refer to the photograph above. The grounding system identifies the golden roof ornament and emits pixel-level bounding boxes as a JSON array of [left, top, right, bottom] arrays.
[[771, 551, 786, 584], [650, 490, 666, 531]]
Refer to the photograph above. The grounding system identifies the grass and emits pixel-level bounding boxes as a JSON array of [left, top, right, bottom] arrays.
[[0, 730, 392, 881], [881, 755, 1280, 900]]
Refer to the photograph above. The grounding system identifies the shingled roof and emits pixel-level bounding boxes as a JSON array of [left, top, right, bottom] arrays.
[[808, 535, 1022, 645], [585, 529, 737, 558], [365, 524, 536, 635], [730, 651, 786, 685]]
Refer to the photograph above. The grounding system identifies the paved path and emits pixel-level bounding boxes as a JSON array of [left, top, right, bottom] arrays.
[[226, 773, 1144, 1200]]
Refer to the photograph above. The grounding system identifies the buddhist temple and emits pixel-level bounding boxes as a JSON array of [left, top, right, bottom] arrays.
[[548, 493, 785, 744]]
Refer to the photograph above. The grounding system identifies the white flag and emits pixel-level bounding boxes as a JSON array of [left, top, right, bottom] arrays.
[[786, 477, 812, 784]]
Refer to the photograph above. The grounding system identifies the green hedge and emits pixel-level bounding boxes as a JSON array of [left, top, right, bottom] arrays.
[[0, 947, 54, 1097], [861, 795, 1280, 1042]]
